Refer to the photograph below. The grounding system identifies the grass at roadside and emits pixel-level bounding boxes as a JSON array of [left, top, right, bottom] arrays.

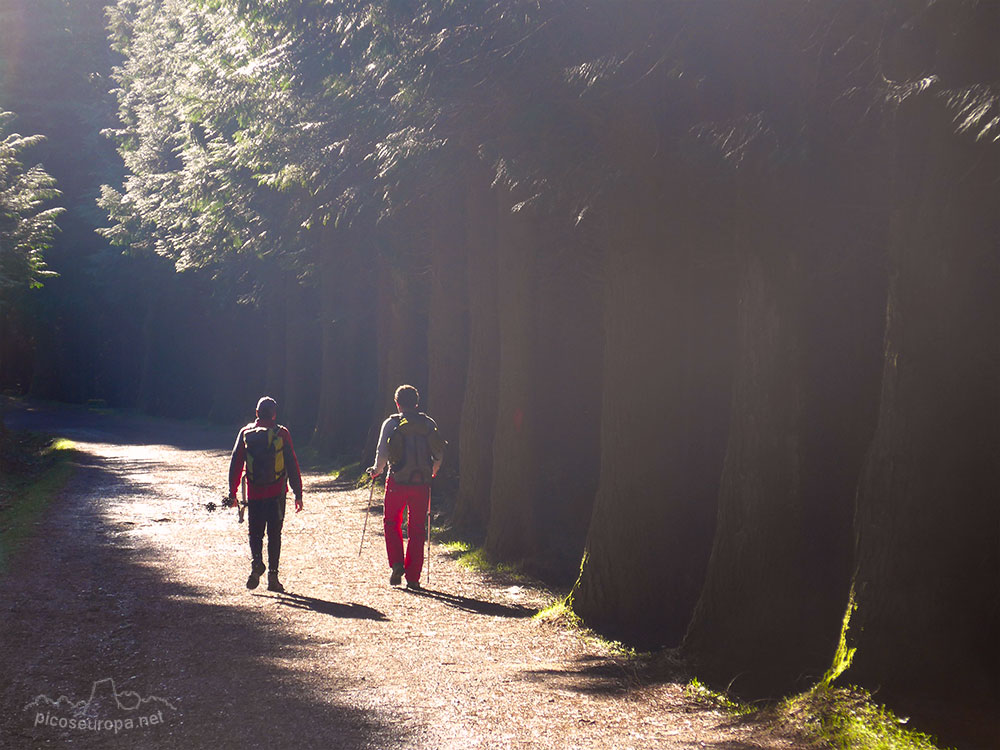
[[330, 460, 362, 483], [0, 432, 77, 574], [530, 593, 953, 750], [776, 685, 951, 750], [534, 599, 582, 627], [439, 540, 527, 580], [684, 677, 755, 715], [678, 677, 950, 750]]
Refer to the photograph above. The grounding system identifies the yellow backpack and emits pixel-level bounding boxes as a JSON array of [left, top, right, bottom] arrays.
[[243, 426, 285, 485]]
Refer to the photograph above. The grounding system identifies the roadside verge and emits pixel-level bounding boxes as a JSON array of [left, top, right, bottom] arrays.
[[0, 432, 78, 574]]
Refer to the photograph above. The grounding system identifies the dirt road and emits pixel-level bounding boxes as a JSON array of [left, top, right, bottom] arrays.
[[0, 404, 795, 749]]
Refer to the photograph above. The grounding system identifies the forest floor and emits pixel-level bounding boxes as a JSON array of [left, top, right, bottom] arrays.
[[0, 402, 818, 749]]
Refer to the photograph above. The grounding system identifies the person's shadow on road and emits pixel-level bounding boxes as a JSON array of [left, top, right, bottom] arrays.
[[256, 591, 388, 621], [402, 586, 537, 619]]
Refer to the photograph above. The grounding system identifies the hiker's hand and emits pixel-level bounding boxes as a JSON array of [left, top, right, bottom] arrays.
[[227, 495, 238, 508], [367, 466, 380, 479], [295, 496, 303, 513]]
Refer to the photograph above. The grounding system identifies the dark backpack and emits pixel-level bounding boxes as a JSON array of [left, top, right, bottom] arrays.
[[243, 426, 286, 486], [386, 413, 445, 485]]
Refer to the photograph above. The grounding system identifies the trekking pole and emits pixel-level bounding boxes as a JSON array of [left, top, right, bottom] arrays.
[[426, 487, 432, 584], [239, 476, 247, 524], [359, 477, 376, 556]]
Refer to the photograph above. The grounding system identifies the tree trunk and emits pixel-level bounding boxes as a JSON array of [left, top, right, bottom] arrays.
[[454, 170, 500, 534], [280, 270, 322, 438], [843, 86, 1000, 750], [263, 277, 287, 401], [314, 231, 375, 456], [363, 226, 430, 461], [681, 172, 884, 695], [207, 302, 252, 424], [530, 213, 605, 581], [680, 228, 810, 689], [134, 287, 158, 413], [313, 240, 347, 453], [570, 177, 737, 647], [483, 193, 540, 563], [425, 180, 470, 470]]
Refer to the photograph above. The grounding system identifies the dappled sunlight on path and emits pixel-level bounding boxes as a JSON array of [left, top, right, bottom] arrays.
[[0, 407, 802, 749]]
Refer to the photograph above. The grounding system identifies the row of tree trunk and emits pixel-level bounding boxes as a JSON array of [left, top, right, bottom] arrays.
[[2, 2, 995, 747], [246, 79, 995, 750], [357, 90, 997, 749]]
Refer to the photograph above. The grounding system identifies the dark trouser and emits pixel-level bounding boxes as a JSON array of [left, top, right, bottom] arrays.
[[248, 495, 286, 572]]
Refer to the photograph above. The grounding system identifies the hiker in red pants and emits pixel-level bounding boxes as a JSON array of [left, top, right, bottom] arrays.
[[229, 396, 303, 592], [367, 385, 445, 590]]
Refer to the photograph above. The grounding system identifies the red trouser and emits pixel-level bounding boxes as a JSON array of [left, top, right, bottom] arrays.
[[383, 475, 430, 583]]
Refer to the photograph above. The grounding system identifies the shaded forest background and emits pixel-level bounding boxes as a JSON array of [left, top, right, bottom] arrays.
[[0, 1, 997, 748]]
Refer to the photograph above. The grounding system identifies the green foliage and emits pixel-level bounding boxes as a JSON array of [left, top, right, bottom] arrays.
[[328, 460, 361, 481], [780, 686, 951, 750], [0, 433, 77, 574], [2, 14, 996, 747], [0, 112, 62, 301], [100, 0, 607, 279], [103, 0, 386, 275], [824, 588, 858, 685], [685, 678, 753, 716], [441, 541, 525, 579], [439, 540, 472, 554], [533, 599, 581, 627], [681, 680, 949, 748], [104, 0, 945, 269]]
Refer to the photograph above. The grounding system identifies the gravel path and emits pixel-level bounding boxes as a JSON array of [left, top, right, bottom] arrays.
[[0, 404, 803, 749]]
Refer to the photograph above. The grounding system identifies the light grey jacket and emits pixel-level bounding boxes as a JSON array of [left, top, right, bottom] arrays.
[[371, 410, 443, 478]]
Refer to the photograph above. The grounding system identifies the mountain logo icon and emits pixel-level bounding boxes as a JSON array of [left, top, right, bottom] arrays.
[[25, 678, 177, 718]]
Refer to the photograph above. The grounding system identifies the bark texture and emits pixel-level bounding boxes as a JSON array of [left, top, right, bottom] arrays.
[[280, 271, 322, 436], [425, 182, 470, 468], [843, 86, 1000, 750], [314, 235, 372, 455], [682, 176, 884, 696], [570, 176, 736, 647], [530, 214, 604, 581], [484, 193, 540, 563], [364, 226, 430, 460], [454, 172, 500, 533]]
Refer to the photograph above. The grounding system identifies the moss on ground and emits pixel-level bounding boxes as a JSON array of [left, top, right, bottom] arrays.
[[680, 677, 950, 750], [685, 678, 755, 715], [0, 433, 77, 574], [438, 541, 526, 580], [777, 685, 951, 750], [533, 599, 582, 627]]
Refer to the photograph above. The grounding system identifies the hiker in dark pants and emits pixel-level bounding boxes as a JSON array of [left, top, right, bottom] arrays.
[[367, 385, 445, 590], [229, 396, 303, 592]]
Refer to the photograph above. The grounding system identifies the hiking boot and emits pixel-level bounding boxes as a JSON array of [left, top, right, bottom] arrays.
[[389, 563, 404, 586], [406, 580, 422, 591], [267, 572, 284, 593], [246, 560, 266, 590]]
